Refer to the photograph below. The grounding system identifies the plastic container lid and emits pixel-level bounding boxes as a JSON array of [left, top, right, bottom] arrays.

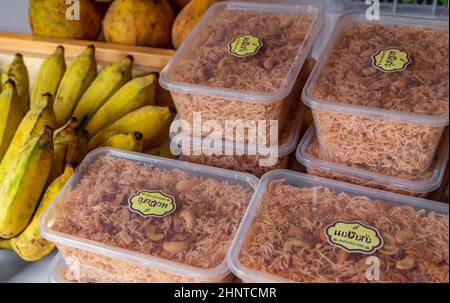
[[48, 253, 70, 283], [40, 149, 258, 282], [296, 124, 449, 194], [229, 170, 449, 283], [160, 1, 323, 102], [303, 12, 449, 126]]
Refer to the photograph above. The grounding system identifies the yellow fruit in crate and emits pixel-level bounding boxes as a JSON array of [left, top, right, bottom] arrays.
[[103, 0, 174, 47], [102, 131, 144, 152], [146, 146, 177, 159], [29, 0, 102, 40], [88, 105, 173, 150], [49, 118, 80, 183], [85, 73, 157, 136], [0, 80, 25, 162], [73, 56, 134, 127], [0, 126, 53, 239], [54, 45, 97, 127], [1, 53, 30, 112], [30, 46, 66, 109], [172, 0, 218, 49], [11, 162, 76, 261], [0, 93, 56, 186]]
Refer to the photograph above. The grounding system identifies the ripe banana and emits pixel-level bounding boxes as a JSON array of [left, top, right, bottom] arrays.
[[0, 93, 56, 185], [11, 161, 76, 261], [102, 131, 144, 152], [54, 45, 97, 126], [0, 126, 54, 238], [0, 238, 11, 250], [0, 80, 25, 162], [85, 73, 157, 136], [30, 46, 66, 108], [1, 53, 30, 112], [146, 147, 177, 159], [49, 117, 79, 183], [88, 106, 173, 150], [72, 56, 134, 127]]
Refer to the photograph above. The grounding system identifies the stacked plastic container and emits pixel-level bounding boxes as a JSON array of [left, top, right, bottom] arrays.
[[159, 1, 324, 176], [297, 12, 449, 197]]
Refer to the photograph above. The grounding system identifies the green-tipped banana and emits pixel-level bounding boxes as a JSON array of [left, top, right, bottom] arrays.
[[1, 53, 30, 112], [54, 45, 97, 126], [11, 161, 76, 261], [31, 46, 66, 108], [102, 131, 144, 152], [88, 105, 173, 150], [0, 93, 56, 185], [0, 80, 25, 161], [73, 56, 134, 127], [85, 73, 157, 136], [0, 126, 54, 238], [49, 117, 79, 183]]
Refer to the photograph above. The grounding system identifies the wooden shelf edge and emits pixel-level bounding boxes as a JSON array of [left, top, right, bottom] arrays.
[[0, 32, 175, 71]]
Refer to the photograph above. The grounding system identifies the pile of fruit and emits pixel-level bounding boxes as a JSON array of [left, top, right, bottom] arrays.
[[0, 45, 174, 261], [29, 0, 218, 49]]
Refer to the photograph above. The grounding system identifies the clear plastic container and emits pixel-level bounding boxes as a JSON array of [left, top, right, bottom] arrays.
[[160, 1, 323, 143], [40, 149, 258, 283], [303, 12, 449, 174], [48, 253, 69, 283], [296, 124, 449, 198], [173, 97, 304, 177], [229, 170, 449, 283]]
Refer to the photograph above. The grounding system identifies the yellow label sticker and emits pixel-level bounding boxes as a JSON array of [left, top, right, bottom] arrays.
[[228, 34, 263, 57], [372, 48, 411, 73], [325, 221, 383, 254], [128, 190, 176, 218]]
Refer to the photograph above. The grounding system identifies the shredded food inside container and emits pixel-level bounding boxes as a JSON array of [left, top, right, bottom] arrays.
[[51, 155, 253, 280], [312, 23, 449, 115], [168, 8, 317, 143], [309, 23, 448, 174], [240, 181, 449, 283]]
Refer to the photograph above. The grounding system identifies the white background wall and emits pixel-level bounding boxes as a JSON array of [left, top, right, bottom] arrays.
[[0, 0, 31, 34]]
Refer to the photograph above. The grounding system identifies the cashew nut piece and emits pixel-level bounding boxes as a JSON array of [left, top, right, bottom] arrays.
[[176, 179, 197, 192], [163, 241, 190, 254], [382, 233, 397, 247], [179, 209, 197, 230], [395, 230, 414, 244], [379, 245, 399, 256], [146, 227, 164, 241], [263, 57, 281, 71], [283, 238, 314, 253], [396, 256, 415, 271]]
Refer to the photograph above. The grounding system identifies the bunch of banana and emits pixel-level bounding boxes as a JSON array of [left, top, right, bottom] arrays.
[[1, 53, 30, 112], [85, 73, 157, 136], [88, 105, 174, 150], [0, 126, 54, 239], [100, 131, 144, 152], [54, 45, 97, 126], [30, 46, 66, 108], [0, 238, 11, 250], [0, 80, 25, 161], [73, 55, 134, 127], [10, 162, 76, 261]]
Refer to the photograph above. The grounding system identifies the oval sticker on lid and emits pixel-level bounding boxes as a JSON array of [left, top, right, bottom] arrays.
[[372, 47, 412, 73], [325, 221, 383, 254], [128, 190, 176, 218], [228, 34, 263, 57]]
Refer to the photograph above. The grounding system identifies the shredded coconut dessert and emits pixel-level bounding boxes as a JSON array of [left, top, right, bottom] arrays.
[[50, 155, 254, 283], [240, 181, 449, 283], [165, 7, 319, 143], [179, 101, 302, 177], [305, 135, 438, 197], [309, 22, 449, 173]]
